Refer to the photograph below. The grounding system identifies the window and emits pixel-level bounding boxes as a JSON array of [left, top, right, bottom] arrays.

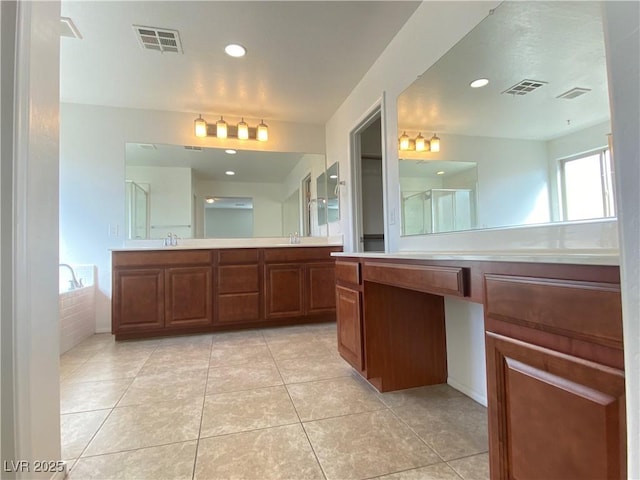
[[559, 149, 615, 221]]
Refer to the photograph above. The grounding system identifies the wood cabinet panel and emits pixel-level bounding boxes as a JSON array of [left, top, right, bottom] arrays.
[[218, 265, 259, 294], [263, 246, 341, 262], [113, 268, 164, 331], [217, 248, 259, 265], [165, 266, 212, 328], [336, 260, 360, 285], [486, 332, 626, 479], [265, 264, 304, 318], [485, 274, 623, 349], [217, 293, 260, 324], [336, 285, 363, 371], [113, 250, 211, 267], [307, 263, 337, 314], [363, 262, 467, 297]]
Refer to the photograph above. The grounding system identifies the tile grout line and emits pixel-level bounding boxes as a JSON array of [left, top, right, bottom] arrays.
[[191, 336, 215, 480]]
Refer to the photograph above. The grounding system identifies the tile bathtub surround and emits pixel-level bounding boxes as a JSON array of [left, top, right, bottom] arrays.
[[61, 323, 489, 479]]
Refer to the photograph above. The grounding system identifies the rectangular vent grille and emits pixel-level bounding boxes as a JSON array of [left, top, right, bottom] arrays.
[[184, 146, 203, 151], [556, 87, 591, 100], [502, 79, 547, 96], [133, 25, 182, 53]]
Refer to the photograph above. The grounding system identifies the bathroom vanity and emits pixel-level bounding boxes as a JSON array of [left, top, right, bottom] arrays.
[[111, 245, 341, 340], [334, 252, 625, 479]]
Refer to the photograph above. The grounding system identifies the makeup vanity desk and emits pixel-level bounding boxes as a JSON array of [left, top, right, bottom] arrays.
[[332, 251, 625, 479]]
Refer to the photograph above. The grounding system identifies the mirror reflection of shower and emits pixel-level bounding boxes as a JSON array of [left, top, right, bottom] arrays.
[[402, 188, 476, 236], [125, 181, 149, 239]]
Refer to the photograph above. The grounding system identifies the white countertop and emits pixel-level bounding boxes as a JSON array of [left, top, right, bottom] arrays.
[[111, 236, 343, 252], [332, 249, 620, 266]]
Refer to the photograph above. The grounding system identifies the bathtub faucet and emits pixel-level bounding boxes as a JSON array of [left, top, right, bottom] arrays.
[[59, 263, 83, 290]]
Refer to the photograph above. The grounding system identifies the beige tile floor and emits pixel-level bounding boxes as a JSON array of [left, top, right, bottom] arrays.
[[60, 323, 489, 480]]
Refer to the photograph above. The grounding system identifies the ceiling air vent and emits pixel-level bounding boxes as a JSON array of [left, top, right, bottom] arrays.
[[184, 146, 203, 151], [60, 17, 82, 39], [556, 87, 591, 100], [502, 79, 547, 96], [133, 25, 182, 53]]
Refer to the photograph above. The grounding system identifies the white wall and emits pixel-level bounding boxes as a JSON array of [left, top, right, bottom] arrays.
[[603, 2, 640, 477], [205, 209, 253, 238], [60, 103, 325, 332], [5, 1, 62, 476], [126, 166, 193, 239]]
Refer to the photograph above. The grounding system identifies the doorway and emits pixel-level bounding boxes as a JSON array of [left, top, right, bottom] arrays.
[[351, 108, 385, 252]]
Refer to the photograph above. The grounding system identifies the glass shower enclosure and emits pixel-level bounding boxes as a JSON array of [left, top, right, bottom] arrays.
[[125, 181, 149, 239], [402, 188, 475, 236]]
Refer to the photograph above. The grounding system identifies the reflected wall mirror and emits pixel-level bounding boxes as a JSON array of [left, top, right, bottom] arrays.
[[125, 143, 328, 239], [397, 1, 612, 236]]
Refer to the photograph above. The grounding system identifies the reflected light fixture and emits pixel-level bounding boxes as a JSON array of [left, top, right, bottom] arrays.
[[225, 170, 235, 176], [205, 197, 215, 204], [399, 132, 410, 151], [430, 133, 441, 152], [225, 149, 237, 155], [257, 120, 269, 142], [436, 171, 445, 176], [415, 133, 426, 152], [193, 115, 268, 142], [216, 116, 228, 139], [194, 115, 207, 138]]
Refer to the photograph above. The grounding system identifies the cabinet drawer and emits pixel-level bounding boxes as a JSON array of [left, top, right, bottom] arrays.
[[363, 262, 466, 297], [217, 293, 260, 324], [336, 260, 360, 285], [218, 265, 259, 294], [217, 249, 259, 265], [113, 250, 211, 267], [263, 246, 340, 263], [484, 274, 623, 349]]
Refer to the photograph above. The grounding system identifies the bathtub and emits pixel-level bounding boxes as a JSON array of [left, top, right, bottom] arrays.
[[59, 264, 96, 354]]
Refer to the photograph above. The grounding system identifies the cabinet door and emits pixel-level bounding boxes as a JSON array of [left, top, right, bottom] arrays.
[[264, 263, 304, 318], [336, 285, 363, 371], [113, 268, 164, 332], [307, 262, 337, 314], [486, 332, 626, 480], [165, 266, 212, 328]]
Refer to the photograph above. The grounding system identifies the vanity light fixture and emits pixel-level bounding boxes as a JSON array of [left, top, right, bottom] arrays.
[[193, 115, 269, 142], [430, 133, 441, 152], [194, 115, 207, 138], [225, 170, 236, 176], [257, 120, 269, 142], [216, 116, 228, 139], [224, 43, 246, 57], [398, 131, 441, 152], [470, 78, 489, 88]]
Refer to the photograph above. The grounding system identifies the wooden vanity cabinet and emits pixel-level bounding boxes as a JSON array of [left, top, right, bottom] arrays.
[[483, 271, 626, 479], [264, 247, 340, 321], [335, 260, 365, 373], [112, 246, 340, 339]]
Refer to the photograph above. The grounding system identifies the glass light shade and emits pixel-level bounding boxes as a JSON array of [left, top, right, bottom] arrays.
[[430, 134, 441, 152], [237, 118, 249, 140], [399, 132, 410, 150], [216, 116, 228, 139], [257, 120, 268, 142], [194, 115, 207, 137], [415, 133, 426, 152]]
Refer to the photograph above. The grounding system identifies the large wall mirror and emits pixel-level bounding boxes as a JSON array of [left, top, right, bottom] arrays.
[[397, 1, 612, 236], [125, 143, 330, 239]]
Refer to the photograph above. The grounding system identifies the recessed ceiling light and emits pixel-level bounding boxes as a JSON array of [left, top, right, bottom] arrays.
[[225, 149, 237, 155], [436, 171, 446, 175], [225, 170, 236, 176], [470, 78, 489, 88], [225, 44, 246, 57]]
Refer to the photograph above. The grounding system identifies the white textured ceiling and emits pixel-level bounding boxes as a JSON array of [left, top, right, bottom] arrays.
[[398, 1, 610, 140], [125, 143, 306, 183], [60, 1, 420, 124]]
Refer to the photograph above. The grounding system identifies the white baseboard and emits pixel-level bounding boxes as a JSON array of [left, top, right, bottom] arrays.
[[95, 327, 111, 334], [447, 377, 487, 407]]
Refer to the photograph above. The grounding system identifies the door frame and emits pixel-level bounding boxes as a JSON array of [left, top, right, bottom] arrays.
[[349, 94, 388, 253]]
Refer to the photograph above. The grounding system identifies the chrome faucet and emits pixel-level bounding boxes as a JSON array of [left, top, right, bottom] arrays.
[[59, 263, 83, 290]]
